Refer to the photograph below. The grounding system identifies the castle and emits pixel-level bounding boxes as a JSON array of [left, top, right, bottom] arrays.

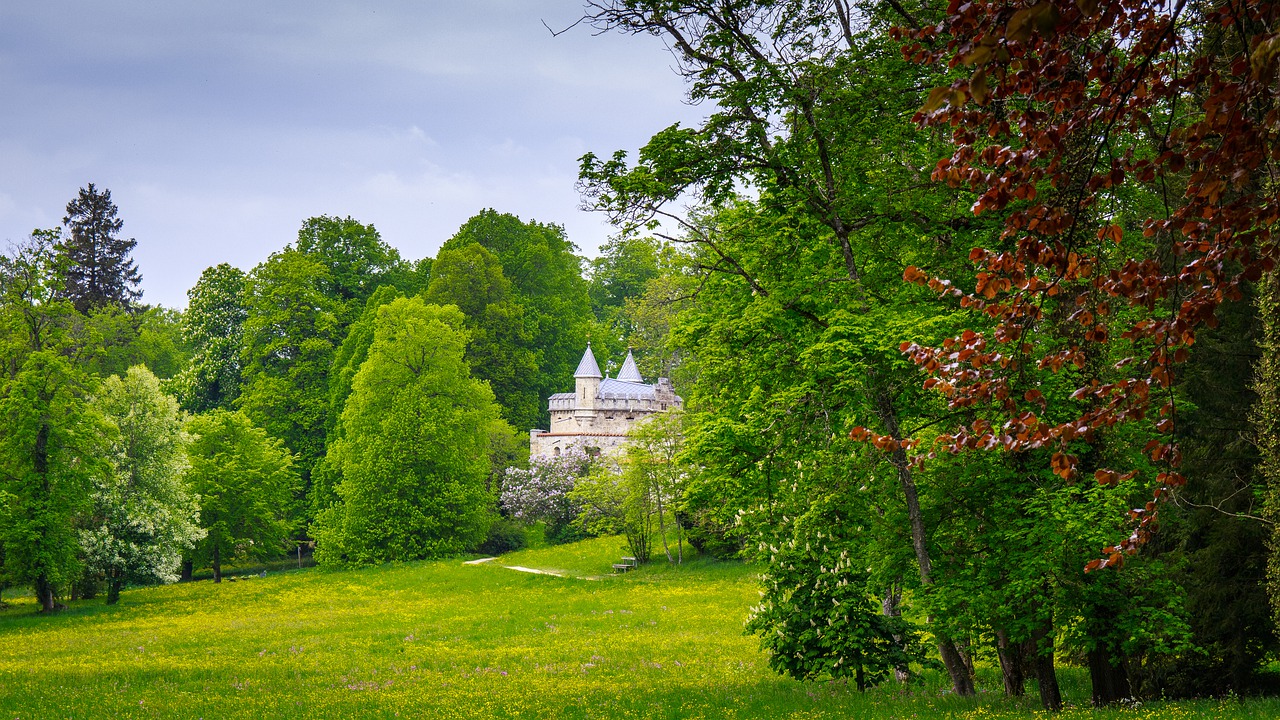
[[528, 344, 682, 458]]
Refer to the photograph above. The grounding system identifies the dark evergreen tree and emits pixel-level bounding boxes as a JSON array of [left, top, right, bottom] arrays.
[[59, 183, 142, 312]]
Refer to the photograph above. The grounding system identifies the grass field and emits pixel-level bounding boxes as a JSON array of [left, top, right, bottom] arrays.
[[0, 537, 1276, 719]]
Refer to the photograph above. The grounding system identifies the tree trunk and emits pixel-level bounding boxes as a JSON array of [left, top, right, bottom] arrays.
[[1088, 645, 1132, 706], [181, 559, 193, 582], [1030, 621, 1063, 712], [882, 583, 911, 683], [34, 575, 56, 613], [656, 487, 673, 563], [939, 639, 976, 696], [106, 578, 122, 606], [875, 387, 975, 696], [1258, 272, 1280, 615], [995, 628, 1026, 697], [675, 517, 683, 564], [212, 547, 222, 584], [956, 638, 977, 688]]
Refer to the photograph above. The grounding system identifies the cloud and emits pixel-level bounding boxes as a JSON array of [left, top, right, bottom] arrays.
[[0, 1, 707, 308]]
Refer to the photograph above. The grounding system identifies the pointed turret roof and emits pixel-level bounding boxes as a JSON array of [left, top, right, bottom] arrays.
[[616, 349, 643, 383], [574, 343, 602, 378]]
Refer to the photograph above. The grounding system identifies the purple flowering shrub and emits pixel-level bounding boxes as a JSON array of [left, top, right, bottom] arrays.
[[499, 447, 595, 542]]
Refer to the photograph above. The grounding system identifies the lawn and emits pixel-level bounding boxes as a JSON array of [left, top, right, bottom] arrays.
[[0, 536, 1275, 719]]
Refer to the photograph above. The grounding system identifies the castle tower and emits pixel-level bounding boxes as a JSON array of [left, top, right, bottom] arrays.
[[573, 343, 602, 422]]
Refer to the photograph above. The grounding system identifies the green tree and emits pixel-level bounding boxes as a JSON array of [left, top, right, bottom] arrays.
[[293, 216, 403, 323], [314, 298, 504, 565], [310, 285, 403, 517], [589, 235, 663, 321], [578, 0, 994, 696], [441, 210, 592, 428], [746, 494, 929, 690], [58, 183, 142, 312], [0, 231, 105, 611], [625, 408, 688, 563], [238, 248, 340, 507], [81, 366, 202, 604], [184, 410, 297, 583], [172, 263, 248, 413], [425, 243, 540, 430], [572, 461, 656, 564]]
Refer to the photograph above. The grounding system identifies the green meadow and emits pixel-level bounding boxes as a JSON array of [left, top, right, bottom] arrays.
[[0, 537, 1275, 719]]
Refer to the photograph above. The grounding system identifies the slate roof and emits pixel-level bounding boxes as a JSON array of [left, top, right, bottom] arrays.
[[573, 344, 602, 378], [599, 377, 657, 399], [616, 350, 643, 382]]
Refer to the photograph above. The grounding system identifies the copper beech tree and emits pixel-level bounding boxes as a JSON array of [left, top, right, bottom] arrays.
[[849, 0, 1280, 570]]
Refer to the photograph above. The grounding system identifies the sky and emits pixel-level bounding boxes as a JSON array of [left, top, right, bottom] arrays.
[[0, 2, 706, 308]]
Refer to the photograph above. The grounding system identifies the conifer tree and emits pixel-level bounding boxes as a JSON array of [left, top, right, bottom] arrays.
[[60, 183, 142, 312]]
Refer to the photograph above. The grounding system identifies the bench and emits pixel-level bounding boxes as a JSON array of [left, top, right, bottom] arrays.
[[612, 557, 640, 573]]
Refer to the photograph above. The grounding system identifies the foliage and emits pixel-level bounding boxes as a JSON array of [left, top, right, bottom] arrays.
[[58, 183, 142, 312], [309, 285, 404, 517], [238, 247, 340, 500], [746, 495, 929, 690], [0, 232, 106, 611], [589, 236, 664, 318], [896, 0, 1280, 567], [293, 216, 404, 324], [500, 447, 595, 544], [313, 298, 503, 565], [440, 209, 592, 428], [171, 263, 248, 413], [425, 242, 540, 430], [1263, 274, 1280, 633], [475, 517, 528, 556], [624, 408, 688, 563], [81, 366, 202, 604], [572, 461, 659, 564], [184, 409, 297, 582], [86, 305, 189, 382]]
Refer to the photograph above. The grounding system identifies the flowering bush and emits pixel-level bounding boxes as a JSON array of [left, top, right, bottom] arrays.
[[499, 448, 595, 542]]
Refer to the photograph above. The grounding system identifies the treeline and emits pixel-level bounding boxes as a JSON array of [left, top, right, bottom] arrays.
[[0, 185, 672, 607], [569, 0, 1280, 708]]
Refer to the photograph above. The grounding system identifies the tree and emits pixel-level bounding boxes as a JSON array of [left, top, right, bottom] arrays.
[[58, 183, 142, 312], [746, 494, 929, 690], [578, 0, 985, 696], [184, 410, 297, 583], [293, 216, 404, 324], [0, 231, 105, 611], [885, 0, 1280, 703], [572, 461, 656, 564], [625, 408, 688, 563], [425, 243, 540, 430], [87, 305, 190, 382], [81, 366, 202, 604], [312, 298, 503, 565], [500, 447, 594, 543], [238, 248, 340, 508], [440, 210, 593, 428], [239, 217, 416, 513], [172, 263, 248, 413], [310, 285, 403, 517]]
